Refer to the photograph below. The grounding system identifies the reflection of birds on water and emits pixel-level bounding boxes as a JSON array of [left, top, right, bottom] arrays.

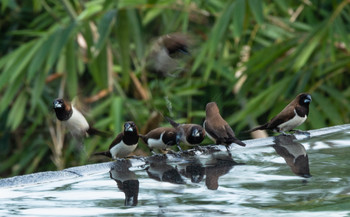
[[145, 155, 185, 184], [178, 152, 238, 190], [109, 159, 139, 206], [273, 134, 311, 178], [177, 158, 205, 183], [204, 152, 238, 190]]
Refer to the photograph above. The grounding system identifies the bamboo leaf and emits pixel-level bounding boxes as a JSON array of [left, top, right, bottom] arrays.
[[312, 92, 343, 125], [6, 91, 27, 130], [116, 9, 131, 88], [111, 96, 123, 133], [27, 37, 51, 81], [248, 0, 264, 24], [232, 0, 246, 38], [46, 23, 76, 70], [94, 9, 117, 56], [66, 40, 78, 98]]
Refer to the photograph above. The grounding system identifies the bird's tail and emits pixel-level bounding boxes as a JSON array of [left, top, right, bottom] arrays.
[[228, 138, 246, 147], [93, 151, 112, 158], [165, 116, 179, 128], [87, 127, 112, 137], [244, 123, 268, 133]]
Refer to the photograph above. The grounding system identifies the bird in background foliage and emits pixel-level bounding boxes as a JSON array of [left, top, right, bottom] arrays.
[[146, 32, 191, 77]]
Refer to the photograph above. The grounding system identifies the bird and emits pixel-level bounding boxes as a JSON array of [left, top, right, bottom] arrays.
[[146, 33, 191, 77], [203, 102, 246, 150], [139, 127, 181, 153], [165, 117, 205, 146], [94, 121, 139, 159], [53, 98, 110, 137], [246, 93, 312, 135]]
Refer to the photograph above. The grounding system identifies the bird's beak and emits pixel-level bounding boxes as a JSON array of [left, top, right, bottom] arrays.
[[192, 129, 200, 137], [125, 123, 133, 132], [304, 95, 312, 103], [54, 100, 62, 108]]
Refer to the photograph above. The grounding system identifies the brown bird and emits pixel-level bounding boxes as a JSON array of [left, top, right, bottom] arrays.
[[203, 102, 246, 149], [165, 117, 205, 146], [139, 127, 181, 153], [94, 121, 139, 159], [53, 98, 110, 137], [146, 33, 191, 77], [246, 93, 312, 134]]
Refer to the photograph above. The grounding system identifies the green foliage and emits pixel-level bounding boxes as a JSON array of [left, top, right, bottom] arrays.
[[0, 0, 350, 177]]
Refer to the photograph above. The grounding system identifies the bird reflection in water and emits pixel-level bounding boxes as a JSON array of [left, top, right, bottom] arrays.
[[145, 155, 185, 184], [109, 159, 139, 206], [178, 151, 238, 190], [178, 158, 205, 183], [204, 152, 238, 190], [273, 134, 312, 178]]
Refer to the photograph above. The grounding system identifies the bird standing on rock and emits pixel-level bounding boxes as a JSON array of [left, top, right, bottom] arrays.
[[94, 121, 139, 159], [246, 93, 312, 135], [166, 117, 205, 147], [203, 102, 246, 150], [139, 127, 181, 153]]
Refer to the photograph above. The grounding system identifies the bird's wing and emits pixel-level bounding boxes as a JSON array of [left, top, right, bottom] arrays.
[[109, 132, 123, 149]]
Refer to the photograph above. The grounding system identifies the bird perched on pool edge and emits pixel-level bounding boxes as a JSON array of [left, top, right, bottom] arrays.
[[94, 121, 139, 159], [139, 127, 181, 153], [246, 93, 312, 135], [165, 117, 205, 146], [204, 102, 246, 150], [53, 98, 110, 137]]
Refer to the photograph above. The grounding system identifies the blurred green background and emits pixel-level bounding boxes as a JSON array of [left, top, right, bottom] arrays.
[[0, 0, 349, 178]]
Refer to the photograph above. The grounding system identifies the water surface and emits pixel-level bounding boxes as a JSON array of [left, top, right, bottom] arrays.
[[1, 130, 350, 216]]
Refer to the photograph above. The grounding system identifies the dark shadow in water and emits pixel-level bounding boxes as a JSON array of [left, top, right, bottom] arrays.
[[178, 158, 205, 183], [272, 134, 312, 178], [178, 151, 239, 190], [109, 159, 139, 206], [145, 155, 185, 184], [204, 152, 238, 190]]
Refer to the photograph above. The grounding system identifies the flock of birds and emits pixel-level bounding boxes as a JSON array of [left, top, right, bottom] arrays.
[[53, 93, 312, 159], [52, 33, 312, 160]]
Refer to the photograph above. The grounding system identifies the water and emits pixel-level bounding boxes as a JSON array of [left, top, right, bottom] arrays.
[[1, 130, 350, 216]]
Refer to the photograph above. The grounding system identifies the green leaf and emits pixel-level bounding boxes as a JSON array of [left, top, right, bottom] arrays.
[[27, 37, 51, 81], [232, 0, 246, 38], [111, 96, 123, 133], [94, 9, 117, 56], [5, 40, 40, 83], [248, 0, 264, 24], [6, 91, 27, 130], [116, 9, 131, 88], [292, 23, 326, 72], [128, 9, 144, 60], [312, 92, 343, 125], [0, 74, 24, 115], [45, 23, 76, 70], [66, 40, 78, 98]]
